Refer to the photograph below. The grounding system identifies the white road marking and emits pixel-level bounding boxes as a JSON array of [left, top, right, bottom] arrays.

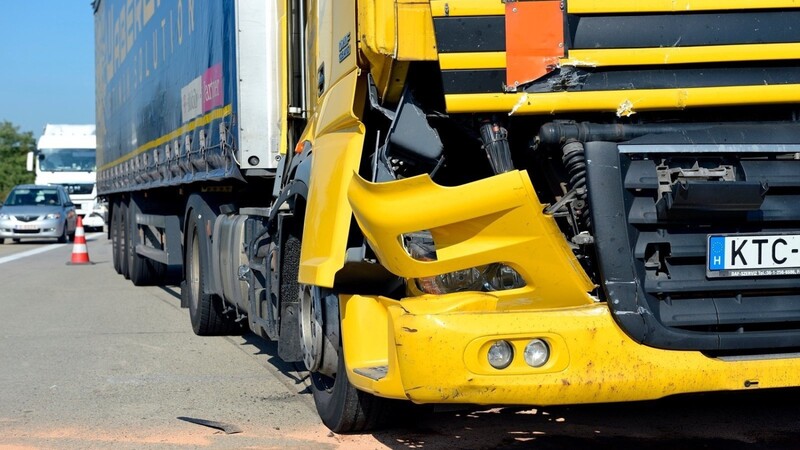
[[0, 233, 104, 265]]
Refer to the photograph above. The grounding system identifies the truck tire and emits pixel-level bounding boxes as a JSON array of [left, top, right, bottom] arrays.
[[310, 343, 388, 433], [119, 201, 130, 279], [185, 209, 241, 336], [283, 226, 387, 433], [111, 201, 122, 274], [127, 198, 166, 286]]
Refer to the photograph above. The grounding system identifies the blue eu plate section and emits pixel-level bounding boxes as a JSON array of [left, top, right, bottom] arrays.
[[708, 236, 726, 271]]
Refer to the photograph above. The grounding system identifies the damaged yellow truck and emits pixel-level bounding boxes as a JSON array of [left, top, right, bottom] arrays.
[[94, 0, 800, 432]]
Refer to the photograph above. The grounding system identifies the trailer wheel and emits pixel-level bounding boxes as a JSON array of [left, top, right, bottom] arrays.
[[185, 210, 241, 336], [127, 198, 166, 286], [119, 201, 130, 279], [110, 201, 122, 274]]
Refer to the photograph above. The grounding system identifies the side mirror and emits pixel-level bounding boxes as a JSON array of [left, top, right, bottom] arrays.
[[26, 152, 34, 172]]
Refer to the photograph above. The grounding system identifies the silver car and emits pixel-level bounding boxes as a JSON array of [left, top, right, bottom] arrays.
[[0, 185, 78, 244]]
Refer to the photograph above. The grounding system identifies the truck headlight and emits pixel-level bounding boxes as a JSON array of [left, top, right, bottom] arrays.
[[46, 213, 62, 220], [415, 263, 526, 294], [404, 231, 526, 295]]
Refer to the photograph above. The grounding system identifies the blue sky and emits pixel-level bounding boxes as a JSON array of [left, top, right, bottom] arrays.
[[0, 2, 95, 138]]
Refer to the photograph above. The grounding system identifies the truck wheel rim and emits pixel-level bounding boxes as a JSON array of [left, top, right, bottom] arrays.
[[299, 284, 323, 372], [188, 230, 201, 311]]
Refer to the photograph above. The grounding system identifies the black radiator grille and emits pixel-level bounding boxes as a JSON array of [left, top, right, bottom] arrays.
[[586, 125, 800, 352], [58, 183, 94, 196]]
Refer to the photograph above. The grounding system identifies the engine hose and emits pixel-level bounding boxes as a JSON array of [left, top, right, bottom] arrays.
[[538, 121, 744, 146]]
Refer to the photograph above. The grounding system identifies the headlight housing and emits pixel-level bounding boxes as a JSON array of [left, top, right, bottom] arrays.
[[404, 231, 526, 295], [415, 263, 526, 294], [0, 213, 10, 220], [46, 213, 62, 220]]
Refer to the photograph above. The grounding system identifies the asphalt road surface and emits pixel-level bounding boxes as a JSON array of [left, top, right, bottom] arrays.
[[2, 234, 800, 449]]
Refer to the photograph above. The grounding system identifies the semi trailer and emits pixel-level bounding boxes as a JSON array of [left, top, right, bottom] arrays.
[[94, 0, 800, 432]]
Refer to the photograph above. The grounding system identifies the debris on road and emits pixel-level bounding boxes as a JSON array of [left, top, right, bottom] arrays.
[[177, 416, 243, 434]]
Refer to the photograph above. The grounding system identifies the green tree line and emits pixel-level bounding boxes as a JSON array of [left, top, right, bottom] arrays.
[[0, 121, 36, 201]]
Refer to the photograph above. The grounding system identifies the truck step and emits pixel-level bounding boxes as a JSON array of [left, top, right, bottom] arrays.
[[353, 365, 388, 381]]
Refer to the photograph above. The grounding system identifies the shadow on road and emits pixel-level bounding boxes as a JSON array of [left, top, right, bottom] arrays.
[[234, 328, 800, 449], [239, 332, 310, 388], [371, 389, 800, 450]]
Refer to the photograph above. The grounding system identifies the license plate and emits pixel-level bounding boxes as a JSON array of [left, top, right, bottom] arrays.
[[15, 224, 37, 230], [707, 234, 800, 277]]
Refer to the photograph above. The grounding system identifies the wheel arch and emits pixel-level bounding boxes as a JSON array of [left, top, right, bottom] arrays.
[[182, 193, 222, 295], [296, 70, 367, 288]]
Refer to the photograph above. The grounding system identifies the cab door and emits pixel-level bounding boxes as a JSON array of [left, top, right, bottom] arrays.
[[306, 0, 358, 107]]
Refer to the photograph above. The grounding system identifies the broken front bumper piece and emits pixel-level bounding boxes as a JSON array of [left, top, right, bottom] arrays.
[[341, 294, 800, 405], [344, 170, 800, 405]]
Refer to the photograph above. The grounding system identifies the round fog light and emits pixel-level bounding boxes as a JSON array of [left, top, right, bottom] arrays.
[[487, 340, 513, 369], [524, 339, 550, 368]]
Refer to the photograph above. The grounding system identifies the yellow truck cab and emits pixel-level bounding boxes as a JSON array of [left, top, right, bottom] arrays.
[[94, 0, 800, 432]]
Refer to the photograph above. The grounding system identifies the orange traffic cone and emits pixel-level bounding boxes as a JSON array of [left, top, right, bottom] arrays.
[[67, 216, 93, 265]]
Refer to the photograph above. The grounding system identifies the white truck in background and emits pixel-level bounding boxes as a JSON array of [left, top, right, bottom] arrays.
[[27, 124, 105, 231]]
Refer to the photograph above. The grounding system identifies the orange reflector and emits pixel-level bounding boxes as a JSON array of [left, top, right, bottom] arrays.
[[505, 0, 565, 89]]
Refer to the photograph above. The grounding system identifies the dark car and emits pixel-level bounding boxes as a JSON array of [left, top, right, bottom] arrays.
[[0, 185, 78, 244]]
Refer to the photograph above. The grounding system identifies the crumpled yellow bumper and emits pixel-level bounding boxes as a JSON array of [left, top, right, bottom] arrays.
[[342, 293, 800, 405], [344, 170, 800, 405]]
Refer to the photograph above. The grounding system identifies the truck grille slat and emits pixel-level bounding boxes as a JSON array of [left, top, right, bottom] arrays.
[[645, 263, 800, 295], [628, 195, 800, 224], [586, 129, 800, 352], [660, 295, 800, 329]]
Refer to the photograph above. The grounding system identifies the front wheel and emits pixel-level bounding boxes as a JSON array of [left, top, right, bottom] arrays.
[[284, 212, 389, 432], [311, 347, 389, 433], [301, 284, 389, 433]]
